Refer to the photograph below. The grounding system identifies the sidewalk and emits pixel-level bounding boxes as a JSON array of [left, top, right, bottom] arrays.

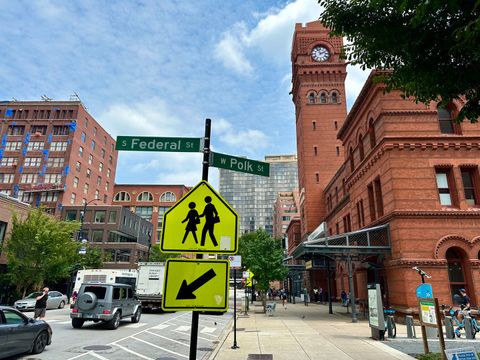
[[210, 300, 414, 360]]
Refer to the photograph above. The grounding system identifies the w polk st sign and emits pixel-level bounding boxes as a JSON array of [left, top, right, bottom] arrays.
[[115, 136, 203, 152], [210, 152, 270, 177], [161, 180, 239, 254]]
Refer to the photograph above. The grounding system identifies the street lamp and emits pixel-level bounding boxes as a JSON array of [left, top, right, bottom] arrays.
[[77, 198, 98, 242]]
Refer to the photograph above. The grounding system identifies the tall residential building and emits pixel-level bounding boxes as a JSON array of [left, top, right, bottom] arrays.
[[0, 100, 118, 214], [219, 155, 298, 235], [273, 190, 300, 241]]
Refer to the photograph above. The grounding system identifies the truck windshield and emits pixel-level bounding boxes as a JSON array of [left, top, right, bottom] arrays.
[[84, 286, 107, 299]]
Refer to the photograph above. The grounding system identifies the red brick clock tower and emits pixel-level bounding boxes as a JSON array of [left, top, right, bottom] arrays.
[[291, 21, 347, 239]]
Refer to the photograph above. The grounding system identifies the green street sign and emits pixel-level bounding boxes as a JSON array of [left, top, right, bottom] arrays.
[[116, 136, 203, 152], [210, 151, 270, 177]]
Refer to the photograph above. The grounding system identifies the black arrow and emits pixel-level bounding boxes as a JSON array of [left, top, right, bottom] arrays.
[[176, 268, 217, 300]]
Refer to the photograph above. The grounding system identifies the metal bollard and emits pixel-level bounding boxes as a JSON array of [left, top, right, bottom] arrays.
[[444, 316, 455, 339], [386, 316, 395, 338], [406, 315, 416, 338], [465, 316, 475, 339]]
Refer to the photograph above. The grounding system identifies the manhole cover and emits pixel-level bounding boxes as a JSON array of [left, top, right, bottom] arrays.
[[198, 347, 214, 351], [247, 355, 273, 360], [83, 345, 112, 351], [212, 340, 219, 344]]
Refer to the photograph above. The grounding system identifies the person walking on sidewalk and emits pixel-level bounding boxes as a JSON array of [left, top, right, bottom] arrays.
[[34, 287, 49, 320], [281, 288, 288, 309], [303, 287, 309, 306]]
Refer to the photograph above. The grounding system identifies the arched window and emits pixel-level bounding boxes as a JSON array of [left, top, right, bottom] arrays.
[[446, 247, 468, 303], [320, 92, 327, 103], [438, 107, 461, 134], [349, 147, 355, 172], [308, 92, 316, 104], [368, 119, 376, 149], [160, 191, 176, 202], [331, 92, 338, 103], [137, 191, 153, 202], [113, 191, 131, 202], [358, 134, 364, 161]]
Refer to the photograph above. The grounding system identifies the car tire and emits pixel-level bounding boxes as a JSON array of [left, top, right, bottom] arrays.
[[106, 311, 121, 330], [131, 308, 141, 323], [58, 301, 65, 309], [31, 331, 49, 354], [72, 318, 84, 328]]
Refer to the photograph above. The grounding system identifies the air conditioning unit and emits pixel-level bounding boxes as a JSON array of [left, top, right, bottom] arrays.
[[34, 132, 41, 137]]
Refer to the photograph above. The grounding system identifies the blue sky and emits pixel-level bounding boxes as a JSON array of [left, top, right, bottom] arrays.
[[0, 0, 368, 188]]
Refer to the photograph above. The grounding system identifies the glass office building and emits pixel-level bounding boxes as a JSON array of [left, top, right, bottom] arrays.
[[219, 155, 298, 235]]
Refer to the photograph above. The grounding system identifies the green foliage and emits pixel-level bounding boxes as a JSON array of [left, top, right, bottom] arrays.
[[319, 0, 480, 122], [75, 244, 104, 269], [148, 244, 180, 262], [239, 229, 288, 292], [6, 208, 80, 296]]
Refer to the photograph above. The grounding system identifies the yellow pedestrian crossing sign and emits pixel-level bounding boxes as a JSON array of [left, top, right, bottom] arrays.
[[161, 180, 239, 254], [162, 259, 229, 311]]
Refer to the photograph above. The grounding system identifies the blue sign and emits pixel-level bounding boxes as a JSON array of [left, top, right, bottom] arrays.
[[5, 108, 13, 117], [445, 347, 479, 360], [416, 283, 433, 299]]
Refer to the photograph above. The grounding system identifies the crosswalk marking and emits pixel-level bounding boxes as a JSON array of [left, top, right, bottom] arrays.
[[152, 323, 170, 330], [125, 322, 147, 328], [201, 327, 216, 334], [176, 325, 191, 332]]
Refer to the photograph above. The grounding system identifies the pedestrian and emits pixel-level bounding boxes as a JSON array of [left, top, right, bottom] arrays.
[[459, 288, 471, 310], [318, 287, 324, 304], [34, 287, 49, 320], [281, 288, 288, 309], [313, 287, 318, 302], [341, 290, 348, 306], [303, 287, 309, 306]]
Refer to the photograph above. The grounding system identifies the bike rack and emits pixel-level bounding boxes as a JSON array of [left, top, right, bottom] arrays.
[[406, 315, 416, 338], [444, 316, 455, 339], [465, 316, 475, 339], [386, 315, 396, 338]]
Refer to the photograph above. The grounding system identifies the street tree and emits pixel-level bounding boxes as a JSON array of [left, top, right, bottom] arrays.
[[148, 244, 180, 262], [6, 208, 80, 297], [319, 0, 480, 122], [239, 229, 288, 311]]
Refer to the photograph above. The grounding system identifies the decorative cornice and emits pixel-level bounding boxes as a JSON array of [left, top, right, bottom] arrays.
[[385, 259, 448, 267]]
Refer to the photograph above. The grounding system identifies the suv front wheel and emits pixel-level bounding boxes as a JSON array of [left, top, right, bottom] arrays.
[[106, 311, 121, 330]]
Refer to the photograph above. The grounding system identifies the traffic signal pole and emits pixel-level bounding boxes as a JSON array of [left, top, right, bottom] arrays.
[[189, 118, 211, 360]]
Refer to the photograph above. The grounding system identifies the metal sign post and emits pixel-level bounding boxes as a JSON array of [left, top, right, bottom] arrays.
[[229, 255, 241, 350]]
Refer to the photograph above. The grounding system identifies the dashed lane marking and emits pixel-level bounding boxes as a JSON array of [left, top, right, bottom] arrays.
[[130, 336, 188, 359], [151, 323, 170, 330], [144, 330, 190, 347], [124, 322, 147, 328], [172, 329, 213, 342], [89, 351, 110, 360]]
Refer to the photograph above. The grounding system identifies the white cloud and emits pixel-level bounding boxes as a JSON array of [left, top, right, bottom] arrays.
[[345, 65, 370, 110], [214, 23, 254, 75], [213, 118, 269, 153], [98, 98, 202, 138]]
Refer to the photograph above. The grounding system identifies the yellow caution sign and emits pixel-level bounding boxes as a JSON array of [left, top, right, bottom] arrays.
[[162, 259, 229, 311], [161, 180, 239, 254], [245, 269, 254, 287]]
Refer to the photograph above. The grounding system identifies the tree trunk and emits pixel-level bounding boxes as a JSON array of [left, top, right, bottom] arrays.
[[262, 290, 266, 313]]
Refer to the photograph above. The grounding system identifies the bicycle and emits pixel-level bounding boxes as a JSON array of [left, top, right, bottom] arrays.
[[443, 304, 480, 338], [384, 308, 397, 338]]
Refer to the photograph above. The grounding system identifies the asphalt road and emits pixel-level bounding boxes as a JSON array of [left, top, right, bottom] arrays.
[[14, 306, 233, 360]]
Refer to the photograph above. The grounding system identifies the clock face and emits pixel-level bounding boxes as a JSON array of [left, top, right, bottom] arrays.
[[312, 46, 330, 62]]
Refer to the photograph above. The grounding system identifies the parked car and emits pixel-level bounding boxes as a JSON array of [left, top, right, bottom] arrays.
[[14, 291, 68, 311], [70, 283, 141, 330], [0, 306, 52, 358]]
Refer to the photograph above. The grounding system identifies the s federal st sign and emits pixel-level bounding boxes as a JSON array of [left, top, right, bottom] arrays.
[[116, 136, 203, 152]]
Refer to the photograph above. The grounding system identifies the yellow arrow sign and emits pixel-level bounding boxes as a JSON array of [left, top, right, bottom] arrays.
[[161, 180, 239, 254], [162, 259, 229, 311]]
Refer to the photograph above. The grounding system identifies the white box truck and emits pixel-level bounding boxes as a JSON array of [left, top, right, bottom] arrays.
[[73, 268, 138, 294], [136, 262, 165, 310]]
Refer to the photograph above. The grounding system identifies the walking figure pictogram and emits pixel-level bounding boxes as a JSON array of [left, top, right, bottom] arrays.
[[199, 196, 219, 247], [181, 202, 200, 244]]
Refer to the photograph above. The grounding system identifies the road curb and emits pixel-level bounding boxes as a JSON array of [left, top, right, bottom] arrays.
[[206, 312, 235, 360]]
